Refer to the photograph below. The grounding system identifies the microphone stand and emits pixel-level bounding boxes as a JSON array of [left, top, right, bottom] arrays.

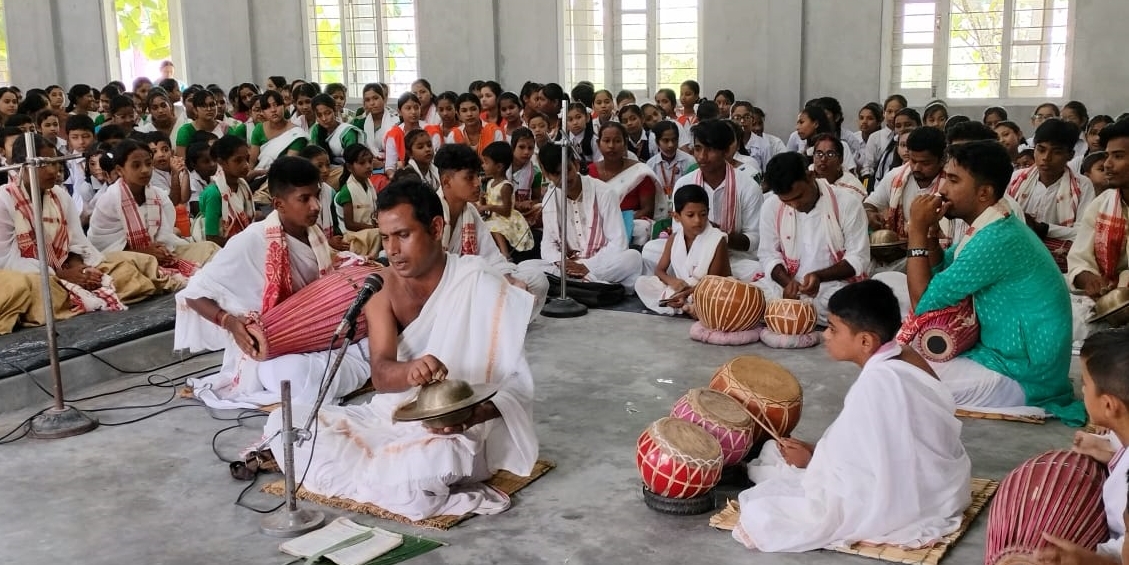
[[15, 132, 99, 439], [540, 104, 588, 319], [260, 380, 324, 537], [260, 320, 358, 536]]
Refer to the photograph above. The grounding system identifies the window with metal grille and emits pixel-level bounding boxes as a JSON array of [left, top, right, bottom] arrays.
[[562, 0, 698, 98], [889, 0, 1070, 101], [306, 0, 418, 99], [0, 1, 9, 86]]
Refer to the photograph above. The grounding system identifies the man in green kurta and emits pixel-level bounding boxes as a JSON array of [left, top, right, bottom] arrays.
[[899, 140, 1083, 425]]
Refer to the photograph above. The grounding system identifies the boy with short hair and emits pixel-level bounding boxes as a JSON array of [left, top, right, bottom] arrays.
[[1006, 118, 1095, 271], [734, 279, 971, 553], [634, 183, 729, 315], [1033, 328, 1129, 564], [66, 115, 97, 213], [177, 156, 371, 408], [432, 143, 548, 317]]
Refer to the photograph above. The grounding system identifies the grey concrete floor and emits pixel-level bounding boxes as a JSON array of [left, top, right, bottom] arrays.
[[0, 309, 1078, 564]]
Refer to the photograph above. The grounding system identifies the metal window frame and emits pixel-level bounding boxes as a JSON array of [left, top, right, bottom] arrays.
[[562, 0, 698, 97], [884, 0, 1071, 105], [306, 0, 419, 100]]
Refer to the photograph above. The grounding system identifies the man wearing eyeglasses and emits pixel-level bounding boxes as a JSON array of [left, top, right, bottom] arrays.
[[810, 134, 866, 201], [1005, 119, 1095, 273]]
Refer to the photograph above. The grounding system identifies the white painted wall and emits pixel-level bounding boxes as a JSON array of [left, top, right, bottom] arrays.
[[2, 0, 1125, 140]]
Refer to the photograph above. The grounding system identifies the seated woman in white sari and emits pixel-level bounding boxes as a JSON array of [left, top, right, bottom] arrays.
[[735, 280, 970, 552], [88, 140, 218, 282], [521, 143, 643, 290], [248, 91, 308, 175], [178, 157, 372, 409], [635, 184, 729, 315], [309, 94, 365, 166], [267, 179, 538, 520], [588, 122, 660, 247], [352, 83, 396, 172]]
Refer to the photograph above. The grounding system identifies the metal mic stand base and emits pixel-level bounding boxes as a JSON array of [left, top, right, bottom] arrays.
[[260, 507, 325, 538], [30, 405, 98, 439], [541, 296, 588, 318]]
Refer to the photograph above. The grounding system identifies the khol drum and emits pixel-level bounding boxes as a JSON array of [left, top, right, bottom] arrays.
[[670, 388, 756, 466], [763, 299, 817, 335], [985, 450, 1109, 565], [636, 417, 724, 499], [693, 275, 766, 333], [245, 264, 382, 361], [896, 297, 979, 363], [709, 356, 803, 444]]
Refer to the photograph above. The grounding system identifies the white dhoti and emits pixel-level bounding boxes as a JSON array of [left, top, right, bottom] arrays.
[[265, 254, 539, 520], [510, 262, 550, 317], [524, 249, 643, 291], [643, 238, 759, 282], [188, 340, 372, 409], [871, 271, 1048, 419], [734, 343, 970, 552]]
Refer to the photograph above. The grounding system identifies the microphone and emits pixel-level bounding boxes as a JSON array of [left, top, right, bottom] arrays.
[[332, 273, 383, 341]]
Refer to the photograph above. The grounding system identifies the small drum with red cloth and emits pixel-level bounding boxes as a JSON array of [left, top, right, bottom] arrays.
[[693, 275, 766, 333], [896, 297, 979, 363], [670, 388, 756, 467], [246, 264, 381, 361], [986, 450, 1109, 565], [637, 417, 723, 515], [709, 356, 803, 445]]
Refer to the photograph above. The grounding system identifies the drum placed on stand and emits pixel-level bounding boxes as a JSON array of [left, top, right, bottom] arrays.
[[986, 450, 1109, 565], [636, 417, 723, 515], [246, 264, 382, 361], [670, 388, 756, 467], [709, 356, 803, 445]]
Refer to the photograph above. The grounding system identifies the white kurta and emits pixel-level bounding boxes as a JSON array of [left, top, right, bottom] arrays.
[[735, 343, 971, 553], [0, 185, 104, 272], [1008, 167, 1095, 241], [526, 176, 642, 288], [87, 182, 186, 252], [1066, 191, 1129, 341], [755, 181, 870, 325], [635, 225, 726, 315], [176, 221, 370, 408], [438, 190, 548, 318], [1100, 439, 1128, 558], [266, 254, 538, 520], [643, 166, 763, 280]]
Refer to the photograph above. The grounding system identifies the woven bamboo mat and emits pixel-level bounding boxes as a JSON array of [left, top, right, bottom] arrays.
[[955, 409, 1045, 424], [710, 478, 999, 565], [263, 459, 556, 530]]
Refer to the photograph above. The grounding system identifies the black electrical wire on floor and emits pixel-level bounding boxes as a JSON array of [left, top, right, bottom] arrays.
[[0, 353, 221, 403], [57, 346, 215, 375], [232, 333, 340, 514]]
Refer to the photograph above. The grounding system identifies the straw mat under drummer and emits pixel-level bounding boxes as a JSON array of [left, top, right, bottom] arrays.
[[734, 280, 971, 553]]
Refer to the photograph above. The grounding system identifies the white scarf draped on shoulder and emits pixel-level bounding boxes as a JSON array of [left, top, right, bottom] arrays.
[[273, 254, 538, 520]]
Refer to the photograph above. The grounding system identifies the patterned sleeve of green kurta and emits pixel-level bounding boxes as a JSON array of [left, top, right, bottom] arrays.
[[915, 240, 1006, 315]]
